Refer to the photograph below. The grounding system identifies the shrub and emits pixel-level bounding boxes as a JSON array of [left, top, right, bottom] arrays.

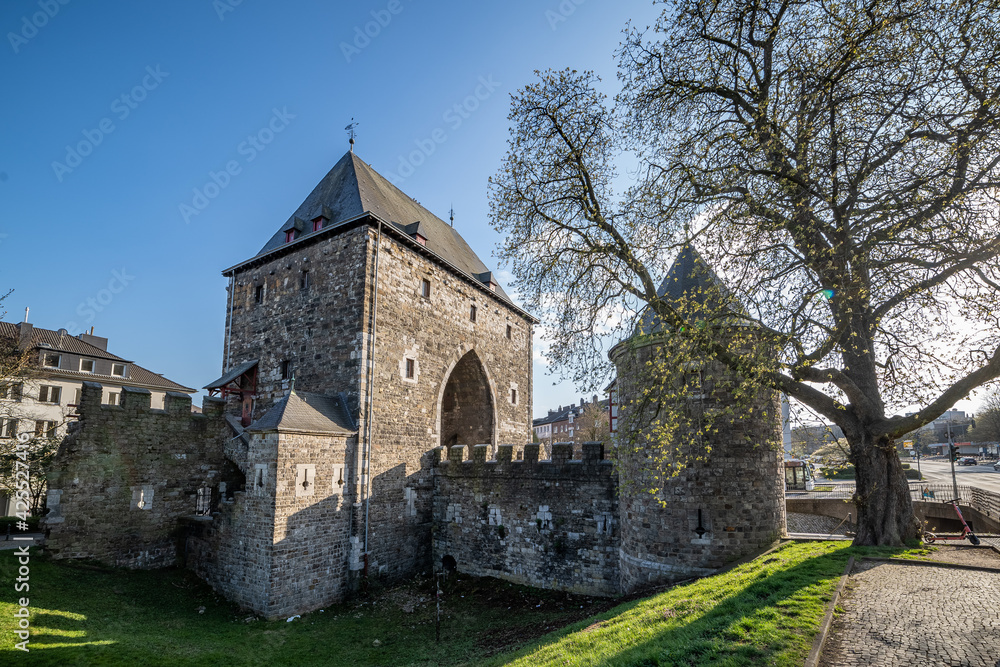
[[903, 468, 922, 480]]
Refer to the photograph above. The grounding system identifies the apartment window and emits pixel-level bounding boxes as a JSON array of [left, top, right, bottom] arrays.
[[405, 358, 415, 379], [38, 385, 62, 404], [300, 270, 310, 290], [420, 278, 431, 298], [34, 420, 57, 437], [80, 359, 95, 373], [42, 353, 60, 368], [255, 284, 265, 304], [470, 305, 477, 322], [0, 419, 17, 438], [281, 360, 293, 380], [74, 388, 82, 405], [506, 324, 512, 340], [112, 363, 126, 377], [0, 383, 23, 402], [107, 392, 120, 406]]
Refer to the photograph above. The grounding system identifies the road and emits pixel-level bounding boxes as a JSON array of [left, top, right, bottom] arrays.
[[908, 458, 1000, 495]]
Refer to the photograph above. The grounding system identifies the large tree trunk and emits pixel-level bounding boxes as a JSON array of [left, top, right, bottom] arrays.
[[849, 430, 920, 545]]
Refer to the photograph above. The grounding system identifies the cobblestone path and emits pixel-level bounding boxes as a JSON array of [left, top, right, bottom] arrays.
[[820, 560, 1000, 666]]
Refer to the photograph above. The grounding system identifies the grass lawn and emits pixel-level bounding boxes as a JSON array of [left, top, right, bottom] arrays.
[[0, 541, 923, 666]]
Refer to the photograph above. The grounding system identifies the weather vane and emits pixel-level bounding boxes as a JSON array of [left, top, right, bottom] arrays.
[[345, 119, 359, 152]]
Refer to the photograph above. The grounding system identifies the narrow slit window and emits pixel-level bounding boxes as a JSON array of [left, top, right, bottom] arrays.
[[511, 388, 518, 405], [405, 358, 415, 379], [421, 278, 431, 298], [506, 324, 512, 339], [300, 270, 310, 290], [470, 305, 477, 322], [281, 360, 293, 380]]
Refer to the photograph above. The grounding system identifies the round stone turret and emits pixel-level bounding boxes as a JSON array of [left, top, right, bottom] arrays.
[[611, 244, 785, 592]]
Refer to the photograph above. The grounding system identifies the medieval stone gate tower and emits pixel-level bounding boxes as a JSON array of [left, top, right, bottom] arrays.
[[199, 151, 535, 615]]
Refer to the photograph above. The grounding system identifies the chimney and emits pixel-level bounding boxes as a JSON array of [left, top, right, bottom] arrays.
[[593, 394, 598, 405], [16, 322, 33, 349], [78, 331, 109, 351]]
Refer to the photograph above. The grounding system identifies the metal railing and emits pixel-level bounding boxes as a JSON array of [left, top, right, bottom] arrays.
[[808, 482, 1000, 522]]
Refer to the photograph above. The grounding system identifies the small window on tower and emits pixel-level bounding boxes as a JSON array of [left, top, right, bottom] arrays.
[[255, 285, 265, 304], [300, 270, 310, 290], [405, 358, 415, 379], [281, 360, 293, 380], [506, 324, 512, 340], [470, 305, 477, 322], [511, 388, 518, 405], [421, 278, 431, 299]]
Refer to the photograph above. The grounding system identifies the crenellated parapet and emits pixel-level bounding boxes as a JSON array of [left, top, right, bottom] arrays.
[[45, 381, 229, 569], [432, 441, 619, 597]]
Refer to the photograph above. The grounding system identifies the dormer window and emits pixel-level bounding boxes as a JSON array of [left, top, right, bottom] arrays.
[[112, 363, 126, 377], [285, 230, 296, 243], [404, 221, 428, 246], [42, 353, 60, 369], [80, 359, 95, 373], [312, 217, 325, 232]]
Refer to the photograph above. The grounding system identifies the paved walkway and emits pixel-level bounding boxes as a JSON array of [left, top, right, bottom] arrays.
[[820, 556, 1000, 666]]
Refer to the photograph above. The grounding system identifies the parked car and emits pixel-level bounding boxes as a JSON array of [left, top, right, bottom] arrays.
[[958, 457, 977, 466], [993, 461, 1000, 471]]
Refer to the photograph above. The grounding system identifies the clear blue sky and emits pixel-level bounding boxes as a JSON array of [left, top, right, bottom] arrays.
[[0, 0, 661, 417]]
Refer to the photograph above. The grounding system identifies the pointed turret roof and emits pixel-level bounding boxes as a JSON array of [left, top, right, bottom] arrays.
[[636, 243, 738, 334], [247, 389, 356, 435], [240, 151, 516, 304]]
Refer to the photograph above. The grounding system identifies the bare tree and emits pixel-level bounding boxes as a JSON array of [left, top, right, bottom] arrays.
[[967, 390, 1000, 443], [490, 0, 1000, 545], [0, 292, 48, 516], [574, 401, 610, 443]]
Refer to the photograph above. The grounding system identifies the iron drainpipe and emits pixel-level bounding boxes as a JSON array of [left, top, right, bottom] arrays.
[[224, 274, 234, 372], [362, 220, 382, 564]]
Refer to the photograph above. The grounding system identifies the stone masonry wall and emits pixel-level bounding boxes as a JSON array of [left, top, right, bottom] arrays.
[[267, 430, 356, 618], [358, 228, 535, 583], [225, 223, 370, 416], [612, 338, 786, 593], [45, 382, 227, 568], [432, 443, 619, 596]]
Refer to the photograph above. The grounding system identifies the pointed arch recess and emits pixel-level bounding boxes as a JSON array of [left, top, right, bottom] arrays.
[[437, 349, 496, 450]]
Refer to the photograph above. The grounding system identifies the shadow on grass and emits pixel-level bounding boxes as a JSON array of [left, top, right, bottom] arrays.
[[489, 543, 911, 667]]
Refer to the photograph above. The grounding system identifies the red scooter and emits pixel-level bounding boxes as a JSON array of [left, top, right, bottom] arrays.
[[923, 498, 982, 546]]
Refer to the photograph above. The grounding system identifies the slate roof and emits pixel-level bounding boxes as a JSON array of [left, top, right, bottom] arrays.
[[247, 389, 356, 435], [636, 243, 739, 335], [0, 321, 194, 393], [204, 359, 258, 390], [533, 399, 609, 427], [225, 151, 521, 307]]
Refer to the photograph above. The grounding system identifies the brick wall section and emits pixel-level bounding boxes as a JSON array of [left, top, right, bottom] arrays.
[[612, 338, 786, 592], [45, 382, 227, 568], [432, 443, 619, 596]]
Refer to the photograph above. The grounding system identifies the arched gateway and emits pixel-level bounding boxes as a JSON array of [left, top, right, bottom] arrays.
[[439, 350, 495, 448]]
